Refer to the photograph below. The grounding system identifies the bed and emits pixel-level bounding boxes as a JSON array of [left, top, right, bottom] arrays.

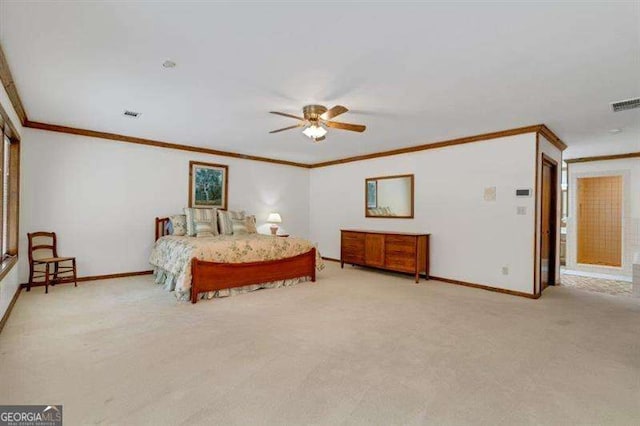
[[151, 217, 322, 303]]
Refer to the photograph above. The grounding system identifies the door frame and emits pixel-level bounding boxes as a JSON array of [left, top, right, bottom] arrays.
[[539, 153, 558, 294]]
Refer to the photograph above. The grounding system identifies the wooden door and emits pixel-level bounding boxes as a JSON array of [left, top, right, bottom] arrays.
[[577, 176, 622, 266], [540, 158, 557, 290], [365, 234, 385, 268]]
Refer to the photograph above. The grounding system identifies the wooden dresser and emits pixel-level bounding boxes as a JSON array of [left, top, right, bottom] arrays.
[[341, 229, 430, 282]]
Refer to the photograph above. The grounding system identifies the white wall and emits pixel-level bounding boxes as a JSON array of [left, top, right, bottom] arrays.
[[19, 128, 310, 282], [310, 133, 539, 294], [0, 81, 22, 323], [566, 157, 640, 278]]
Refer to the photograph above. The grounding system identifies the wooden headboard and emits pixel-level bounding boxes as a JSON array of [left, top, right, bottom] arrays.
[[155, 217, 170, 241]]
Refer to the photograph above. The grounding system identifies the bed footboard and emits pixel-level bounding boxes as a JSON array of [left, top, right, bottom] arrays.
[[190, 248, 317, 304]]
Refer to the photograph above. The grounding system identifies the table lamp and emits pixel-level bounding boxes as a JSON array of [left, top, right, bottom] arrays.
[[267, 212, 282, 235]]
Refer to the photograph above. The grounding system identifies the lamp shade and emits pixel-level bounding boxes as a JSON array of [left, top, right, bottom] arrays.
[[267, 213, 282, 223], [302, 125, 327, 139]]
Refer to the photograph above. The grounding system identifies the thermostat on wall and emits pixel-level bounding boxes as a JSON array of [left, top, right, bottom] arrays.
[[516, 188, 532, 197]]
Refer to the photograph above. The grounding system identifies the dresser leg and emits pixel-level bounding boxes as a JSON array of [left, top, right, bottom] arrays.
[[415, 272, 419, 283]]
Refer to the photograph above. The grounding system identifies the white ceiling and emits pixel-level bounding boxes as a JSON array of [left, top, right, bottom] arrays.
[[1, 1, 638, 163]]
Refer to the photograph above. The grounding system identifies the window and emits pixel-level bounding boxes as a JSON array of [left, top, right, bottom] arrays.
[[2, 135, 9, 255], [0, 118, 19, 262], [561, 163, 567, 227]]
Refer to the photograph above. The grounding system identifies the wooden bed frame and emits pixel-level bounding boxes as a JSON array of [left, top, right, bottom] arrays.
[[155, 217, 316, 304]]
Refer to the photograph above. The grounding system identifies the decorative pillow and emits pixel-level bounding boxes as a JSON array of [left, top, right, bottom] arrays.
[[231, 214, 256, 235], [244, 215, 257, 234], [218, 210, 245, 235], [184, 208, 219, 237], [169, 214, 187, 236]]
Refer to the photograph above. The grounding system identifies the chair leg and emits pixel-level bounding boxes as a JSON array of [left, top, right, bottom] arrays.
[[52, 262, 59, 286], [45, 263, 50, 294], [72, 259, 78, 287], [28, 262, 34, 292]]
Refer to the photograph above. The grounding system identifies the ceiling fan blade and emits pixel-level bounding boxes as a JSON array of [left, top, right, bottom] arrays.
[[324, 120, 366, 133], [269, 111, 305, 121], [269, 123, 304, 134], [320, 105, 348, 121]]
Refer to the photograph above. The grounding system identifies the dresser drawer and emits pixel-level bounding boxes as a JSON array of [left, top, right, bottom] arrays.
[[385, 235, 417, 272], [385, 235, 417, 255], [342, 232, 365, 264], [385, 252, 416, 273], [342, 231, 365, 243]]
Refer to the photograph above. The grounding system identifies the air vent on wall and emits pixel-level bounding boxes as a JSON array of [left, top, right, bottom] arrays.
[[123, 110, 141, 118], [610, 98, 640, 112]]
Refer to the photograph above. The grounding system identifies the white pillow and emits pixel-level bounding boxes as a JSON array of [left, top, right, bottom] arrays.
[[218, 210, 245, 235], [169, 214, 187, 236], [184, 208, 219, 237]]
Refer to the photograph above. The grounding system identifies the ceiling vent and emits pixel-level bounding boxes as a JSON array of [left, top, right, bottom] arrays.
[[610, 98, 640, 112], [123, 110, 141, 118]]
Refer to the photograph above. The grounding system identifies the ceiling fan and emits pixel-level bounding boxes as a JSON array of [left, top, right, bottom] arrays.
[[269, 105, 366, 142]]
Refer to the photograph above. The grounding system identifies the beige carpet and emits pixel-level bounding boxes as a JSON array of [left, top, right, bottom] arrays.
[[1, 262, 639, 425]]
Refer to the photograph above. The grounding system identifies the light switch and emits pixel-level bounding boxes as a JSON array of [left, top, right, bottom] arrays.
[[517, 206, 527, 215]]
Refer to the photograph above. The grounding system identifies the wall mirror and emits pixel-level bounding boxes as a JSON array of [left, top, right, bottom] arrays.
[[365, 174, 414, 218]]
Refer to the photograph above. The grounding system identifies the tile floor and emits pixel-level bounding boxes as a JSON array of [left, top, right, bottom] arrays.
[[559, 273, 632, 297]]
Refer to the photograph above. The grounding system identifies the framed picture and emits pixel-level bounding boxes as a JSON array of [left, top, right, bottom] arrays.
[[366, 180, 378, 209], [189, 161, 228, 209]]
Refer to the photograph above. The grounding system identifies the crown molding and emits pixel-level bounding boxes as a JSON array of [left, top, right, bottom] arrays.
[[24, 120, 312, 168], [565, 152, 640, 164], [309, 124, 565, 168], [0, 44, 27, 126], [537, 124, 567, 151], [25, 120, 565, 169]]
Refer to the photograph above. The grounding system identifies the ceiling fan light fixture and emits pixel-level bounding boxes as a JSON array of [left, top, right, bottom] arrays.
[[302, 124, 327, 140], [269, 104, 364, 142]]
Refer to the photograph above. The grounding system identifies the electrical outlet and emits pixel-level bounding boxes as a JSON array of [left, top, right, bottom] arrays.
[[517, 206, 527, 215], [502, 266, 509, 275]]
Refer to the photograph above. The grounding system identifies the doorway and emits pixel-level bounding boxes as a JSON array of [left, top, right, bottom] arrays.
[[540, 155, 558, 291], [577, 176, 623, 267]]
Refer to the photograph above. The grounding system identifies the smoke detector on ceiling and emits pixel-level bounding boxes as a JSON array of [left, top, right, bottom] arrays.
[[610, 97, 640, 112], [123, 110, 141, 118]]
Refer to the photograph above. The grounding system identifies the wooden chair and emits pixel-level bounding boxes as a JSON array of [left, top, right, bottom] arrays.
[[27, 232, 77, 293]]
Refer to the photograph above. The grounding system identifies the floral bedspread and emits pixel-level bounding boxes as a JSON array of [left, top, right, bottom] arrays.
[[149, 234, 324, 300]]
